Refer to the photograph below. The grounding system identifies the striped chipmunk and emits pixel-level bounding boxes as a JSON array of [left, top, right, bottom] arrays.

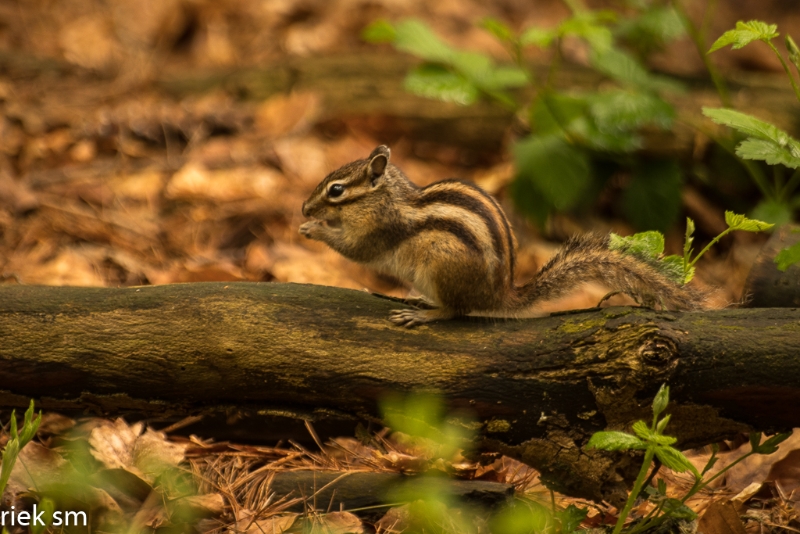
[[299, 145, 703, 327]]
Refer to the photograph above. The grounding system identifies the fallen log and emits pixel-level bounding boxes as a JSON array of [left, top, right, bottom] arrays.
[[0, 282, 798, 503]]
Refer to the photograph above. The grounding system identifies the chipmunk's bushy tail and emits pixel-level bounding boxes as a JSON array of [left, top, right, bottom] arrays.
[[511, 234, 704, 311]]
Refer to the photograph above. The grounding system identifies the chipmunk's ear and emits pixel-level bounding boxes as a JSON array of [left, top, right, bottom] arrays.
[[368, 145, 390, 185]]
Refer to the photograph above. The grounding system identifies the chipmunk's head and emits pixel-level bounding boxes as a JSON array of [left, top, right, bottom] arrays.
[[300, 145, 406, 235]]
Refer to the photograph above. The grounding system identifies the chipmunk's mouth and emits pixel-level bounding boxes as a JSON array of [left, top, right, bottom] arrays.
[[308, 216, 342, 229]]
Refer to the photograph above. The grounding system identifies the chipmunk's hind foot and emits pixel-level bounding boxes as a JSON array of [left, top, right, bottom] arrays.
[[389, 308, 455, 328]]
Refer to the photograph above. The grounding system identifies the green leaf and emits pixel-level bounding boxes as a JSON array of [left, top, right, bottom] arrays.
[[513, 135, 592, 211], [702, 454, 719, 475], [653, 384, 670, 418], [736, 138, 800, 168], [702, 108, 800, 152], [662, 255, 692, 284], [510, 174, 551, 228], [756, 432, 792, 454], [662, 498, 698, 520], [590, 47, 684, 93], [775, 242, 800, 271], [559, 13, 615, 52], [531, 93, 589, 136], [393, 19, 455, 63], [724, 211, 775, 232], [609, 231, 665, 259], [657, 478, 668, 495], [520, 27, 556, 48], [404, 65, 479, 105], [622, 159, 683, 232], [751, 199, 794, 226], [632, 420, 677, 445], [482, 18, 514, 43], [656, 414, 671, 434], [787, 35, 800, 74], [479, 65, 529, 91], [709, 20, 779, 53], [362, 20, 397, 43], [557, 505, 589, 533], [654, 446, 696, 474], [589, 90, 675, 132], [586, 430, 647, 451], [617, 7, 685, 49]]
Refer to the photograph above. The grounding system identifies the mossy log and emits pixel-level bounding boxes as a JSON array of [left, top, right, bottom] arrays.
[[0, 282, 798, 503]]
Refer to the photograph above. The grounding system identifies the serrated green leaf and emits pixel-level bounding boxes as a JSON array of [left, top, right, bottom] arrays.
[[404, 65, 479, 105], [513, 135, 592, 210], [658, 478, 667, 495], [632, 420, 677, 445], [750, 432, 763, 450], [736, 138, 800, 168], [590, 47, 684, 93], [622, 160, 683, 232], [655, 446, 695, 473], [724, 211, 775, 232], [751, 199, 794, 226], [393, 19, 455, 63], [531, 93, 589, 136], [520, 27, 556, 48], [775, 242, 800, 271], [362, 20, 397, 43], [662, 255, 692, 284], [482, 17, 514, 43], [653, 384, 670, 418], [702, 108, 800, 154], [709, 20, 779, 53], [609, 231, 665, 258], [586, 430, 647, 451]]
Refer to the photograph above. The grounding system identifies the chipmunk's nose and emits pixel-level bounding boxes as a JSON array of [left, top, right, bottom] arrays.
[[301, 201, 310, 217]]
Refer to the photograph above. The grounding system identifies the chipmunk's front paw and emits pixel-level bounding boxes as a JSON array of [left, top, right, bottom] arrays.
[[389, 308, 455, 328], [299, 221, 323, 239]]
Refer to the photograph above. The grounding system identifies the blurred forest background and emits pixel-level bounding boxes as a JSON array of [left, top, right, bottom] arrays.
[[1, 0, 799, 305]]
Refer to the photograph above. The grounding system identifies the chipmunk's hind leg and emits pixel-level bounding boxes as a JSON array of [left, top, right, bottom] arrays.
[[389, 307, 456, 328]]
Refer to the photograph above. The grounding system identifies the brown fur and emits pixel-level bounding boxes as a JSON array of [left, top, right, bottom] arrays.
[[300, 146, 703, 327]]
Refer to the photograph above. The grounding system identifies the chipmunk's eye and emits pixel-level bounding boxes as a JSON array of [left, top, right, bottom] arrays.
[[328, 184, 345, 198]]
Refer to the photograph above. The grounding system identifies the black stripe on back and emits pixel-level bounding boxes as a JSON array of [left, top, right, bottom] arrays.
[[415, 217, 482, 255], [416, 180, 513, 280], [462, 182, 517, 283]]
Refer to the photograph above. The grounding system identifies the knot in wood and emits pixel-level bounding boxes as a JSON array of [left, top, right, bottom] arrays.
[[637, 334, 676, 366]]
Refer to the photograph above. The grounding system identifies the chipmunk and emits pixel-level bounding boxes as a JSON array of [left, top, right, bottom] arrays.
[[299, 145, 703, 327]]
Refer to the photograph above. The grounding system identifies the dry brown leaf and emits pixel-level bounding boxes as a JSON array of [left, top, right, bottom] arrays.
[[240, 513, 298, 534], [8, 442, 69, 494], [88, 419, 187, 484], [307, 511, 364, 534], [17, 247, 107, 286], [176, 493, 226, 516], [59, 15, 122, 71], [255, 92, 321, 139], [166, 163, 284, 202], [699, 501, 748, 534], [721, 430, 800, 493]]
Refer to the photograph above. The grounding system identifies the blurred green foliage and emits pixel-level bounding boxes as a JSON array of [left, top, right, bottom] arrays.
[[364, 2, 800, 239]]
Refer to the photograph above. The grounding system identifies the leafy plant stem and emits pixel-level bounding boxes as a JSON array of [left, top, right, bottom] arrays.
[[687, 228, 733, 269], [672, 0, 732, 107], [626, 500, 666, 534], [765, 40, 800, 103], [612, 448, 655, 534], [683, 451, 755, 502]]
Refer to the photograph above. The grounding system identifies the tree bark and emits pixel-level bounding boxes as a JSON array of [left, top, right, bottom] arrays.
[[0, 282, 798, 503]]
